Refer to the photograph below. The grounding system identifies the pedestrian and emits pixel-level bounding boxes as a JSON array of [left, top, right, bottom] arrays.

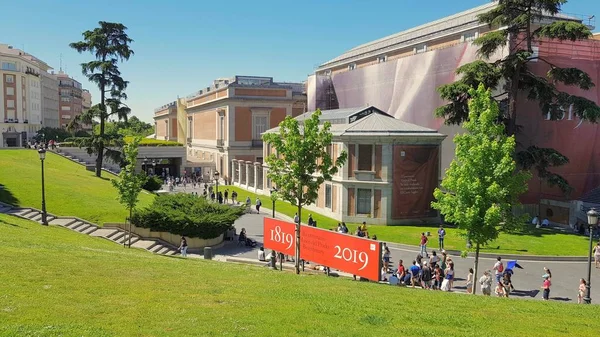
[[255, 197, 262, 213], [479, 271, 492, 296], [445, 261, 455, 291], [382, 247, 391, 272], [179, 236, 188, 257], [542, 267, 552, 279], [578, 278, 587, 304], [308, 214, 314, 227], [493, 257, 504, 283], [495, 282, 506, 297], [360, 221, 369, 237], [438, 225, 446, 250], [421, 261, 432, 289], [224, 189, 229, 203], [246, 196, 252, 210], [466, 268, 474, 294], [419, 232, 428, 257], [429, 250, 440, 266], [542, 276, 551, 300], [341, 222, 348, 233]]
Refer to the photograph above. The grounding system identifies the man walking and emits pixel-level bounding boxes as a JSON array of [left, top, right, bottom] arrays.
[[438, 225, 446, 250], [419, 232, 428, 257]]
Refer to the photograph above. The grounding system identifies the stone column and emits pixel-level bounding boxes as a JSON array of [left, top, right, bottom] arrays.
[[255, 162, 263, 190], [245, 161, 252, 186], [231, 160, 237, 185], [240, 161, 246, 186], [253, 162, 259, 191]]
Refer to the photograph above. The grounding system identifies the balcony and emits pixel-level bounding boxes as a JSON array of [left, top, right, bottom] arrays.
[[217, 139, 225, 147], [251, 139, 263, 147]]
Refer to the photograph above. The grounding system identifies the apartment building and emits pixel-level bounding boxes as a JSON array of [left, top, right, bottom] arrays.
[[0, 44, 49, 147], [41, 71, 59, 128], [307, 1, 600, 224], [56, 71, 83, 128], [154, 75, 306, 180]]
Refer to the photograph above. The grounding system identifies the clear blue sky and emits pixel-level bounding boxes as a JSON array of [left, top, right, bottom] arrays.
[[3, 0, 599, 122]]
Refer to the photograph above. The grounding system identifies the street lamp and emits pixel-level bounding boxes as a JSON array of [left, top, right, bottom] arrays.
[[152, 159, 157, 176], [270, 188, 278, 218], [584, 208, 599, 304], [143, 157, 148, 175], [38, 148, 48, 226], [214, 171, 220, 202]]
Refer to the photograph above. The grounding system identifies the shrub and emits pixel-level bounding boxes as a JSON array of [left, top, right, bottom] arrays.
[[143, 176, 163, 192], [132, 193, 245, 239]]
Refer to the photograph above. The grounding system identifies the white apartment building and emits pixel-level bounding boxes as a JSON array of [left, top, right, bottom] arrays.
[[41, 71, 59, 128], [0, 44, 51, 147]]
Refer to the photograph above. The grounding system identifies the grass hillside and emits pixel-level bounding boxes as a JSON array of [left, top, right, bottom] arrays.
[[0, 149, 153, 225], [0, 213, 598, 337], [225, 186, 590, 256]]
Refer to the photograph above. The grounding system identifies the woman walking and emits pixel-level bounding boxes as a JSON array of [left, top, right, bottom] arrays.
[[179, 236, 188, 257], [466, 268, 474, 294], [541, 275, 551, 301], [594, 242, 600, 268]]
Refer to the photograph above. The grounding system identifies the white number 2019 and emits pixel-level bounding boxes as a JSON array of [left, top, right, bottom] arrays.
[[334, 246, 369, 270]]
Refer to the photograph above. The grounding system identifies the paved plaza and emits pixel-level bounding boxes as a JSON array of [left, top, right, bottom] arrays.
[[167, 183, 600, 303]]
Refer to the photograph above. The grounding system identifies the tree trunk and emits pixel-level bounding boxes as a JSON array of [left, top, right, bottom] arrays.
[[472, 243, 480, 295], [96, 80, 106, 178], [128, 207, 132, 248], [295, 201, 301, 275]]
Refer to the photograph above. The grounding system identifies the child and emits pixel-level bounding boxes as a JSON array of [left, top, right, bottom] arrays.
[[466, 268, 474, 294], [495, 282, 506, 297], [578, 278, 587, 304], [542, 276, 551, 301]]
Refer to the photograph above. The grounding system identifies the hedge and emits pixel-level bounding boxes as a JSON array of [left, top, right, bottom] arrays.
[[143, 176, 163, 192], [131, 193, 245, 239]]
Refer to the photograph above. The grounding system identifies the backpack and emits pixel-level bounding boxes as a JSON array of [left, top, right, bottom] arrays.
[[497, 263, 504, 273]]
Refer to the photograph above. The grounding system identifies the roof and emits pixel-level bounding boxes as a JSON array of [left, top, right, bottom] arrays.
[[265, 106, 445, 138], [317, 1, 589, 70]]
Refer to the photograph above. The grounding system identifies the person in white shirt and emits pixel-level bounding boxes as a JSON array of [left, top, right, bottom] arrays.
[[541, 218, 550, 227], [258, 247, 266, 261], [294, 213, 299, 224], [532, 215, 540, 228], [493, 257, 504, 283]]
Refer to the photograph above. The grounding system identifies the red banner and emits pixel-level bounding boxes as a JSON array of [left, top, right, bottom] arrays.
[[300, 225, 382, 281], [263, 218, 296, 256]]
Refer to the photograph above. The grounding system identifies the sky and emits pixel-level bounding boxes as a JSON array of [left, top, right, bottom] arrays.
[[2, 0, 599, 123]]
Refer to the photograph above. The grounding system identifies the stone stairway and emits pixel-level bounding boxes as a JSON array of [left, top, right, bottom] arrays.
[[0, 202, 178, 257], [52, 149, 121, 175]]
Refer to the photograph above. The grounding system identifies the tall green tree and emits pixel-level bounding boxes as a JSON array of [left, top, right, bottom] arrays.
[[436, 0, 599, 194], [112, 136, 147, 248], [263, 110, 347, 274], [432, 84, 531, 295], [70, 21, 134, 177]]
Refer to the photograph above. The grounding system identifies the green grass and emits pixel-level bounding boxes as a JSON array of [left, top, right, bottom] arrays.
[[124, 136, 183, 146], [225, 186, 590, 256], [0, 149, 153, 225], [1, 213, 598, 337]]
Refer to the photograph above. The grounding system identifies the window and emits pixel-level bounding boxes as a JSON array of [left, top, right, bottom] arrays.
[[187, 117, 193, 139], [6, 87, 14, 96], [358, 144, 373, 171], [461, 31, 478, 42], [256, 157, 263, 164], [5, 75, 14, 83], [325, 69, 332, 76], [325, 184, 332, 208], [6, 100, 14, 108], [219, 115, 225, 140], [348, 63, 356, 71], [61, 106, 71, 111], [357, 189, 372, 215], [378, 55, 387, 63], [253, 115, 268, 139], [61, 97, 71, 102], [414, 44, 427, 54], [1, 62, 17, 71]]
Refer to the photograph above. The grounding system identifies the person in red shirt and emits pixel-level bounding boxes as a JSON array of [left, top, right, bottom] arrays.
[[397, 260, 407, 285], [420, 233, 429, 257], [542, 276, 551, 300]]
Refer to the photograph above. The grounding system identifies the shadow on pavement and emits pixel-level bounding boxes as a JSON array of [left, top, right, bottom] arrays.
[[510, 289, 539, 298]]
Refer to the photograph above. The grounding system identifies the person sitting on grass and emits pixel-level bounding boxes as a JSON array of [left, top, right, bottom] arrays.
[[258, 247, 266, 261], [396, 260, 406, 283]]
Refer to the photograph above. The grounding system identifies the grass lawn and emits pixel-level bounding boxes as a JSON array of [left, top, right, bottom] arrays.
[[224, 186, 590, 256], [0, 149, 154, 225], [1, 213, 598, 337]]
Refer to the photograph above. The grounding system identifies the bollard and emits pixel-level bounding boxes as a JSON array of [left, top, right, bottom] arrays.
[[204, 247, 213, 260]]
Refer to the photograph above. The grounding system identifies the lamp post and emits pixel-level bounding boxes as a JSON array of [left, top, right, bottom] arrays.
[[584, 208, 599, 304], [143, 157, 148, 175], [152, 159, 157, 176], [214, 171, 220, 202], [38, 149, 48, 226], [270, 188, 278, 218]]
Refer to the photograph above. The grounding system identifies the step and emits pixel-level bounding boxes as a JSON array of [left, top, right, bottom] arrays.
[[155, 246, 171, 255], [131, 240, 159, 250], [67, 221, 85, 230], [25, 211, 41, 219], [9, 209, 31, 217], [165, 250, 178, 256], [32, 214, 44, 222], [150, 244, 166, 253], [108, 231, 127, 243], [106, 230, 125, 240], [49, 218, 77, 227], [121, 235, 140, 245], [80, 226, 98, 235], [74, 223, 92, 233], [89, 228, 119, 238]]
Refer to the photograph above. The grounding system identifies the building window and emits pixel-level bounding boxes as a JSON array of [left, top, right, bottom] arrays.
[[256, 157, 263, 164], [61, 106, 71, 111], [325, 70, 332, 76], [5, 75, 14, 83], [187, 117, 193, 139], [253, 115, 268, 139], [6, 87, 14, 96], [61, 97, 71, 102], [357, 189, 372, 215], [6, 100, 15, 108], [1, 62, 17, 71], [462, 31, 478, 42], [325, 184, 332, 208], [219, 115, 225, 140], [358, 144, 373, 171], [348, 63, 356, 71], [378, 55, 387, 63], [414, 44, 427, 54]]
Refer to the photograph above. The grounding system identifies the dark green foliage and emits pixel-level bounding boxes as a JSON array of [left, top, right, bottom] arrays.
[[34, 127, 72, 142], [132, 194, 245, 239], [143, 176, 163, 192]]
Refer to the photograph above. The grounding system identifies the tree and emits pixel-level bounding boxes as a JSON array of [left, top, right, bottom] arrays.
[[432, 84, 531, 295], [111, 136, 147, 248], [34, 127, 72, 142], [436, 0, 599, 195], [94, 116, 154, 138], [70, 21, 134, 177], [263, 110, 347, 274]]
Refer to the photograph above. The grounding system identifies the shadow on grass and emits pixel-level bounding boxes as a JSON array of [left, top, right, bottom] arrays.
[[0, 218, 25, 228], [0, 185, 20, 206]]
